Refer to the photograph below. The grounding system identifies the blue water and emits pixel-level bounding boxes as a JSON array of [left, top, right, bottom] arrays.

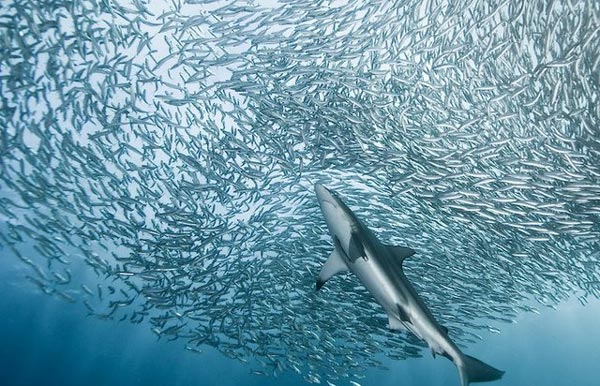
[[1, 255, 599, 386]]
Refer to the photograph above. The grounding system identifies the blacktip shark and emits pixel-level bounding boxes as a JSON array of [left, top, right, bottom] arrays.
[[314, 183, 504, 386]]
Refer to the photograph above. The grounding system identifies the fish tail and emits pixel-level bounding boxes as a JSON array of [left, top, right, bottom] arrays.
[[457, 354, 504, 385]]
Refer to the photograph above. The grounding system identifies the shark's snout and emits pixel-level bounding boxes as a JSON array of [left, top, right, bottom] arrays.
[[314, 183, 328, 198], [314, 183, 336, 208]]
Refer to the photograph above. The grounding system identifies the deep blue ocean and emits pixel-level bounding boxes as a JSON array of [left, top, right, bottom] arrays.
[[2, 253, 599, 386]]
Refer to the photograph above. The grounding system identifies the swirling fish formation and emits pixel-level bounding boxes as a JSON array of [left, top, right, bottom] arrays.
[[1, 0, 599, 383]]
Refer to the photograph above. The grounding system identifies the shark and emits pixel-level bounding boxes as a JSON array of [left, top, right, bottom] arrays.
[[314, 183, 504, 386]]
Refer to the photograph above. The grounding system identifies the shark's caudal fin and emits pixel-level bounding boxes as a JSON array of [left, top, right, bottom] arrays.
[[457, 354, 504, 386]]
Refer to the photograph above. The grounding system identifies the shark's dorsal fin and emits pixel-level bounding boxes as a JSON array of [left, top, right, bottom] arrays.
[[386, 245, 415, 265], [316, 245, 348, 290]]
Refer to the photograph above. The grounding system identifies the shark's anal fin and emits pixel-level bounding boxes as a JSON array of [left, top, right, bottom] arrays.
[[397, 304, 410, 322], [389, 305, 413, 332], [388, 314, 407, 331], [441, 351, 452, 361], [385, 245, 415, 265], [316, 245, 348, 290]]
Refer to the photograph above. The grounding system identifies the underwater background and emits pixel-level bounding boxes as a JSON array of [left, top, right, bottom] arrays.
[[1, 0, 599, 385]]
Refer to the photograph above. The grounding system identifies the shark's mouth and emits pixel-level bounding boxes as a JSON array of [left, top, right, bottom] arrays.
[[320, 198, 338, 208]]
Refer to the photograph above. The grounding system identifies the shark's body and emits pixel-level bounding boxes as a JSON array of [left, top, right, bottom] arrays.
[[314, 184, 504, 386]]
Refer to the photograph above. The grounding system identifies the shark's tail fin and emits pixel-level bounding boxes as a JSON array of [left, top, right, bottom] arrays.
[[457, 354, 504, 386]]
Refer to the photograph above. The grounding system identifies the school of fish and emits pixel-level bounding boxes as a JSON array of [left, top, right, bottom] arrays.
[[1, 0, 599, 384]]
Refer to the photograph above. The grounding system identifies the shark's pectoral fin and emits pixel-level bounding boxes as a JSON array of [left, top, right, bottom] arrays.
[[316, 245, 348, 290], [385, 245, 415, 266], [441, 325, 449, 335], [348, 231, 366, 262]]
